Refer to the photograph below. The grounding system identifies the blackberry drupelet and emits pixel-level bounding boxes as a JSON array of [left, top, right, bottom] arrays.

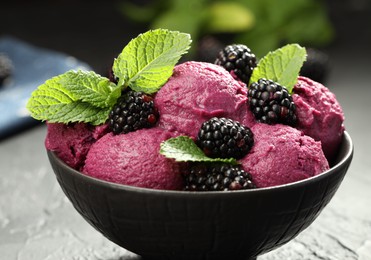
[[215, 44, 257, 84], [197, 117, 254, 159], [184, 163, 256, 191], [248, 78, 297, 125], [108, 89, 158, 134]]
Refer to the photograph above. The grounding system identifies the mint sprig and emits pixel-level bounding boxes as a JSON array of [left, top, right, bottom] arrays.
[[160, 136, 238, 165], [26, 70, 120, 125], [113, 29, 192, 93], [27, 29, 192, 125], [249, 44, 307, 93]]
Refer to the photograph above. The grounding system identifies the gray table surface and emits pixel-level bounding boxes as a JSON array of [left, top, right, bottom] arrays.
[[1, 2, 371, 259]]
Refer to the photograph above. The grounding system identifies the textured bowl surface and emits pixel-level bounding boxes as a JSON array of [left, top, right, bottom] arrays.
[[48, 131, 353, 260]]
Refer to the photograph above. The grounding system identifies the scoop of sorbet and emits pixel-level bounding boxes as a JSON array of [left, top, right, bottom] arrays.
[[293, 76, 344, 162], [239, 123, 329, 188], [155, 61, 255, 138], [45, 123, 108, 170], [83, 128, 184, 190]]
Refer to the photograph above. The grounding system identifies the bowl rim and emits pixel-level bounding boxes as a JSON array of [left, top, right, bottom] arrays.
[[48, 131, 353, 196]]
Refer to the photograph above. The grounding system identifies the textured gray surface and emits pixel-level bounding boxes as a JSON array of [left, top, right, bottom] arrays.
[[1, 1, 371, 259]]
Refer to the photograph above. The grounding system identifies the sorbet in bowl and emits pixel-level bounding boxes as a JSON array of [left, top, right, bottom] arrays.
[[27, 29, 352, 259]]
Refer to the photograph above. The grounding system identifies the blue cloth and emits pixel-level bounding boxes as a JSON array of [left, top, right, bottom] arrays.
[[0, 36, 91, 140]]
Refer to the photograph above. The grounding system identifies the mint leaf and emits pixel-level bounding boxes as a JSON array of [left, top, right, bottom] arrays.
[[112, 29, 192, 93], [160, 136, 238, 164], [28, 100, 110, 125], [26, 70, 118, 125], [59, 70, 120, 108], [249, 44, 307, 93]]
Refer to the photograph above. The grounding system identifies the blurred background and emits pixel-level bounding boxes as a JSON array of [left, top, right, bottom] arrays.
[[0, 0, 369, 74]]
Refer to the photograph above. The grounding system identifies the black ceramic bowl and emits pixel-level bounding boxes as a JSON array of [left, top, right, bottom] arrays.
[[47, 131, 353, 260]]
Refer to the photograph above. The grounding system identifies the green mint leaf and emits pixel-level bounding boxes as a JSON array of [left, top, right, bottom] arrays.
[[249, 44, 307, 93], [112, 29, 192, 94], [26, 70, 118, 125], [58, 70, 120, 108], [160, 136, 238, 164], [28, 100, 110, 125]]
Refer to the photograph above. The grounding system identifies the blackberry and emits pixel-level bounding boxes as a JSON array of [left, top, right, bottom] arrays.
[[108, 89, 158, 134], [215, 44, 257, 84], [300, 47, 330, 84], [197, 117, 254, 159], [184, 163, 256, 191], [0, 53, 13, 86], [248, 78, 297, 125]]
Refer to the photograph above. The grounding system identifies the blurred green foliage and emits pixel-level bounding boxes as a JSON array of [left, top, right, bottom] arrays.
[[119, 0, 334, 58]]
